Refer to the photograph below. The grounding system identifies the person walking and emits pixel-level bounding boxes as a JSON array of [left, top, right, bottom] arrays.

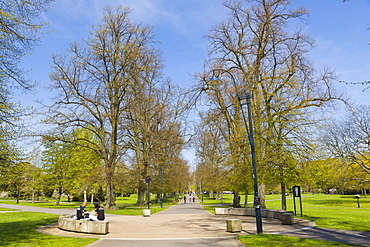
[[184, 195, 186, 204]]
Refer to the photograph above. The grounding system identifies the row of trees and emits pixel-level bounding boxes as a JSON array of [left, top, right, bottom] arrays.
[[40, 7, 191, 209], [0, 0, 54, 198], [0, 4, 191, 209], [1, 0, 369, 211]]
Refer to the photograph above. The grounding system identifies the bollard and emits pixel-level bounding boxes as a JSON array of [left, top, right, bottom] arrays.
[[143, 209, 151, 217], [226, 219, 242, 232]]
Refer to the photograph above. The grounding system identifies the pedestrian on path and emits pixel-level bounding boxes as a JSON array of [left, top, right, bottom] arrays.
[[184, 195, 186, 204]]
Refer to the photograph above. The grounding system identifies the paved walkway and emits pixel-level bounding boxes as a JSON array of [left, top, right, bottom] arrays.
[[1, 201, 369, 246]]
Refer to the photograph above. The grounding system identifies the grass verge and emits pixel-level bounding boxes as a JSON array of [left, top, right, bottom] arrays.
[[200, 194, 370, 232], [237, 234, 363, 246], [0, 212, 97, 247]]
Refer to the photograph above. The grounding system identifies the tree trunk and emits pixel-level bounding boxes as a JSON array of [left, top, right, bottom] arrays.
[[281, 182, 287, 210], [136, 181, 146, 206], [216, 191, 221, 200], [233, 191, 241, 208], [258, 184, 266, 209], [104, 165, 118, 210], [55, 186, 62, 206], [245, 189, 248, 208]]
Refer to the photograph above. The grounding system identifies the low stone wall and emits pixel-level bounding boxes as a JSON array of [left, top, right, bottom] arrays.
[[58, 215, 109, 234], [215, 208, 294, 225]]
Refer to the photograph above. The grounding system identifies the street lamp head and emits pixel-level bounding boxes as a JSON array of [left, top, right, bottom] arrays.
[[207, 75, 224, 86]]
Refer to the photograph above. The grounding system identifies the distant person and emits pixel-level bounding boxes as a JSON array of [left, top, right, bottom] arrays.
[[193, 197, 195, 202], [184, 195, 186, 204]]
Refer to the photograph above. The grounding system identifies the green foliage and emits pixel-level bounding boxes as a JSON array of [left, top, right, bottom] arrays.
[[1, 162, 41, 200], [0, 212, 97, 246], [41, 128, 103, 204]]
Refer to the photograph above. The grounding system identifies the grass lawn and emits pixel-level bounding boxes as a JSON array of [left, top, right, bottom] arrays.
[[0, 212, 97, 247], [201, 193, 370, 232], [1, 193, 368, 247], [0, 194, 177, 216], [0, 195, 177, 246], [237, 234, 363, 246], [0, 207, 17, 211]]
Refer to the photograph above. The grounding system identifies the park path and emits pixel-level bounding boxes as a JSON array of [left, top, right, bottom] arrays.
[[2, 200, 369, 246]]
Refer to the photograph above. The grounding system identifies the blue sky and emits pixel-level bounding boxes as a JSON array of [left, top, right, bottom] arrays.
[[15, 0, 370, 165], [19, 0, 370, 108]]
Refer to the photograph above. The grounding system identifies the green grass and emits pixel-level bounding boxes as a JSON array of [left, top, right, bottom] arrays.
[[0, 207, 17, 211], [0, 194, 178, 216], [0, 200, 83, 209], [237, 234, 362, 246], [0, 195, 177, 246], [266, 194, 370, 232], [201, 194, 370, 232], [0, 212, 97, 247], [1, 193, 369, 247]]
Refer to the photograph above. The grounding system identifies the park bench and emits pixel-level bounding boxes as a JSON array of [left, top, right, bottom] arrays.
[[58, 215, 109, 234], [215, 207, 294, 225]]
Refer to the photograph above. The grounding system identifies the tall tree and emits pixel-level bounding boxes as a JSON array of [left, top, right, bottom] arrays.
[[194, 123, 234, 201], [0, 0, 53, 182], [44, 6, 167, 209], [201, 0, 341, 209], [125, 83, 188, 205]]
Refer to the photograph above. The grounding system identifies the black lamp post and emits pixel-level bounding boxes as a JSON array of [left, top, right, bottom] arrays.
[[160, 167, 163, 208], [207, 68, 263, 234], [200, 179, 204, 203]]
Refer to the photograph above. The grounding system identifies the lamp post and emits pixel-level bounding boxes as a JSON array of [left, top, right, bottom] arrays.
[[160, 167, 163, 208], [207, 68, 263, 234]]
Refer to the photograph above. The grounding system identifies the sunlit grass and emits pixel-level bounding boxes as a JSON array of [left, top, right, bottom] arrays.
[[238, 234, 362, 246], [0, 212, 97, 247], [0, 194, 179, 216], [201, 193, 370, 232], [0, 207, 17, 211]]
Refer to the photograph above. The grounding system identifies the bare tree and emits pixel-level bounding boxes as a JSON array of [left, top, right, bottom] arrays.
[[324, 105, 370, 175], [201, 0, 341, 209], [44, 6, 164, 209], [124, 83, 188, 205]]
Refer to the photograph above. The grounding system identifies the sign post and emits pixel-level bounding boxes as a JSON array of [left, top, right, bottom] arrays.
[[292, 186, 303, 217]]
